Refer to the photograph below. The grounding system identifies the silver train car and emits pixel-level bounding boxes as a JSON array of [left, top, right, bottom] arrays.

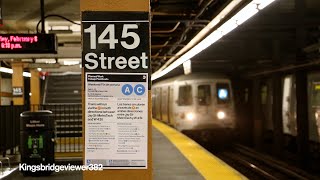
[[152, 73, 236, 131]]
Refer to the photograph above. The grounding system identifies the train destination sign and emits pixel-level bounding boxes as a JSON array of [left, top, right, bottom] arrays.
[[82, 11, 150, 169], [0, 34, 57, 54]]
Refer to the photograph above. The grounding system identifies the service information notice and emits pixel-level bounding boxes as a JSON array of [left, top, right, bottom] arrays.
[[85, 73, 148, 169]]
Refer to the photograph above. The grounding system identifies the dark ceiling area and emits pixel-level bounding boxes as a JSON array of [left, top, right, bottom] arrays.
[[190, 0, 320, 76], [156, 0, 320, 80], [0, 0, 319, 79], [150, 0, 232, 72]]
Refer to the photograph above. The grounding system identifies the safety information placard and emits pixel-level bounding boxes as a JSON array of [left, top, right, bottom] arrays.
[[85, 73, 148, 169]]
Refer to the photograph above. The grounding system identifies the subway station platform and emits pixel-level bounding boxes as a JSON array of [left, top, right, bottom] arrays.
[[2, 120, 246, 180]]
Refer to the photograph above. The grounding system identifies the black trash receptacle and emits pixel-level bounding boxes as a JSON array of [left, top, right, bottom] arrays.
[[20, 110, 55, 176]]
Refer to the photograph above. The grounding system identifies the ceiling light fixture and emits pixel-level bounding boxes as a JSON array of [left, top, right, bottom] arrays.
[[0, 67, 31, 77], [151, 0, 276, 81], [58, 58, 81, 66]]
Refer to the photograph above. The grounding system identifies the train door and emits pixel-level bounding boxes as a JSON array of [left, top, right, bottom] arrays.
[[308, 73, 320, 143], [155, 88, 161, 120], [307, 72, 320, 168], [260, 79, 274, 145], [152, 89, 156, 117], [159, 88, 163, 121], [175, 83, 194, 130], [167, 86, 172, 125], [196, 83, 212, 122], [161, 86, 169, 123]]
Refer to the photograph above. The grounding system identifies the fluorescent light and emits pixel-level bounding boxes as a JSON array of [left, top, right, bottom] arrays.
[[151, 0, 277, 81], [36, 58, 56, 64], [23, 72, 31, 77], [0, 67, 13, 74], [70, 22, 81, 32], [252, 0, 276, 10], [217, 18, 238, 35], [0, 67, 31, 77], [233, 3, 259, 25], [63, 61, 80, 65], [50, 25, 70, 30], [58, 58, 81, 66]]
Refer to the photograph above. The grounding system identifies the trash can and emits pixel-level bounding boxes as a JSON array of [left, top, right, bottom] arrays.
[[20, 110, 55, 176]]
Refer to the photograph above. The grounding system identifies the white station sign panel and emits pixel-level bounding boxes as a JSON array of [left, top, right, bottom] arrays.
[[82, 11, 150, 169]]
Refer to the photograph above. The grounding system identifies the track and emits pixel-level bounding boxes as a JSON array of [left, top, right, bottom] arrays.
[[216, 144, 317, 180]]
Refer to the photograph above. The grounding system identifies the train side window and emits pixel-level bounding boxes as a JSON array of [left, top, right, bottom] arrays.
[[178, 85, 193, 106], [216, 83, 230, 104], [198, 85, 211, 105], [282, 75, 297, 136], [261, 85, 268, 105]]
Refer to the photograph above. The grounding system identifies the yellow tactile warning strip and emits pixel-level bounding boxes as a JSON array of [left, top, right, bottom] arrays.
[[152, 119, 248, 180]]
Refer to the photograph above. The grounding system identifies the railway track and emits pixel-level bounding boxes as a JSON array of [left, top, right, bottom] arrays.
[[216, 144, 318, 180]]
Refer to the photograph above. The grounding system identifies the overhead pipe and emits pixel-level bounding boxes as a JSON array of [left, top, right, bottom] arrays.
[[153, 0, 243, 76], [152, 44, 185, 49], [162, 0, 217, 57], [152, 40, 170, 60], [152, 22, 181, 34], [151, 12, 197, 17], [152, 20, 210, 24]]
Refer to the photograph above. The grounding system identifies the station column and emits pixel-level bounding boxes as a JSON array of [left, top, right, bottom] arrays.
[[11, 62, 24, 105], [30, 69, 40, 110], [81, 0, 152, 179]]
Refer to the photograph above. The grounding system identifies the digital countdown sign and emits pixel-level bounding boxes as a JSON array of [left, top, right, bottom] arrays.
[[0, 34, 57, 54]]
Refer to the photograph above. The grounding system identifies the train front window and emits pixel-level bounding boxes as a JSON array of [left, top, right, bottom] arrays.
[[178, 85, 193, 106], [216, 83, 230, 104], [198, 85, 211, 105]]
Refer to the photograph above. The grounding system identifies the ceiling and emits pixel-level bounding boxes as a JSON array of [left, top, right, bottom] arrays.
[[0, 0, 319, 78]]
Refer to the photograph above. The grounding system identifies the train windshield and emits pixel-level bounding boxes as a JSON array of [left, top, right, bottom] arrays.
[[198, 85, 211, 105], [216, 83, 230, 104], [178, 85, 193, 106]]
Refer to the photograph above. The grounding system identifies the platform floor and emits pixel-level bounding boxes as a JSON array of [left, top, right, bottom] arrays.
[[4, 120, 247, 180]]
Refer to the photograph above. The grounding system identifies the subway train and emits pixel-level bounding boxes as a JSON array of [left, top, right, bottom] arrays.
[[152, 73, 236, 133]]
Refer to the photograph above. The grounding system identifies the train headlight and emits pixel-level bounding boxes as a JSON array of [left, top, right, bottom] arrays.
[[217, 111, 226, 120], [186, 112, 195, 121]]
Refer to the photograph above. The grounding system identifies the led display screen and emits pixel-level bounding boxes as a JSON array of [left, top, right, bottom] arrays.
[[0, 34, 57, 53]]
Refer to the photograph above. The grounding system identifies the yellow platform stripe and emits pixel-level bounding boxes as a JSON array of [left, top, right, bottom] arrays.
[[152, 119, 248, 180]]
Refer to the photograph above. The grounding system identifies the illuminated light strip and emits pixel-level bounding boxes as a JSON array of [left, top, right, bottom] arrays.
[[152, 0, 243, 78], [151, 0, 276, 81], [152, 119, 248, 180], [0, 67, 31, 77], [23, 72, 31, 77]]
